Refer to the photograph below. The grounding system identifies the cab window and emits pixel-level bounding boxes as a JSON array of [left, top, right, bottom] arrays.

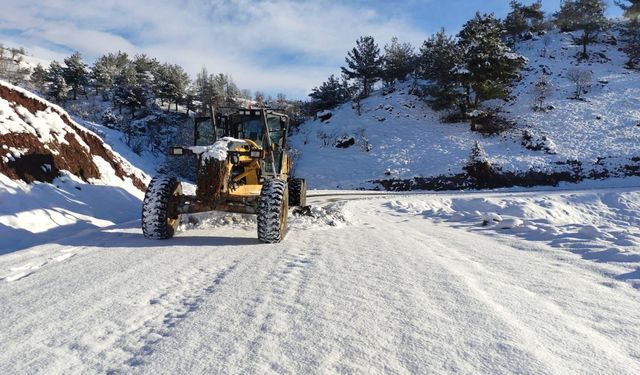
[[195, 118, 216, 146]]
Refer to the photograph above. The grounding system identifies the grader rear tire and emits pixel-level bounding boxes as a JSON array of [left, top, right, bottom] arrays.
[[142, 175, 182, 239], [288, 178, 307, 207], [257, 179, 289, 243]]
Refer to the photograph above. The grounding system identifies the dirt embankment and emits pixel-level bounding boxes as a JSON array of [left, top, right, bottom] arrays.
[[0, 84, 146, 190]]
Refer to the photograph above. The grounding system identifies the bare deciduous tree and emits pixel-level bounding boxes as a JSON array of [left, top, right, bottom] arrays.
[[566, 68, 592, 99], [533, 74, 554, 110]]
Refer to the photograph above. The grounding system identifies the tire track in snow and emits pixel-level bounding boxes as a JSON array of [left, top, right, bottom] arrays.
[[227, 236, 321, 373], [1, 248, 78, 283], [310, 218, 554, 374], [107, 260, 240, 372], [0, 233, 246, 375]]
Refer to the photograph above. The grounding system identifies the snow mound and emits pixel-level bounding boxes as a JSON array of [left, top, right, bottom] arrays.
[[290, 202, 350, 229], [386, 186, 640, 285], [180, 211, 257, 231], [180, 202, 350, 233]]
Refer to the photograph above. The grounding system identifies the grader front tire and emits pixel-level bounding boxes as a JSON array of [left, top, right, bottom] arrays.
[[141, 175, 182, 240], [257, 179, 289, 243]]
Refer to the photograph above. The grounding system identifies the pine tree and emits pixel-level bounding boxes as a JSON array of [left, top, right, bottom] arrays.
[[30, 63, 47, 92], [469, 141, 490, 165], [341, 36, 382, 97], [170, 65, 190, 111], [617, 0, 640, 67], [195, 67, 212, 114], [340, 73, 357, 100], [465, 141, 495, 183], [157, 63, 190, 111], [209, 73, 239, 107], [309, 74, 347, 111], [505, 1, 529, 42], [418, 29, 463, 110], [184, 85, 197, 116], [92, 52, 128, 100], [132, 54, 160, 108], [505, 1, 544, 43], [457, 13, 528, 111], [381, 37, 415, 84], [113, 63, 145, 117], [45, 61, 70, 102], [554, 0, 609, 59], [62, 52, 89, 100], [521, 1, 545, 32]]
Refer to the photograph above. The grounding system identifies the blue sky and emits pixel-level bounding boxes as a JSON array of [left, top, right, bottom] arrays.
[[0, 0, 623, 99]]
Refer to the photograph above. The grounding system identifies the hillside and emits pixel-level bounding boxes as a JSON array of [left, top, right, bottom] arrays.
[[0, 80, 148, 252], [289, 30, 640, 190]]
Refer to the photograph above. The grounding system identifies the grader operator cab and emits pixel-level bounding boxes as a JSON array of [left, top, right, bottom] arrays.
[[141, 108, 307, 243]]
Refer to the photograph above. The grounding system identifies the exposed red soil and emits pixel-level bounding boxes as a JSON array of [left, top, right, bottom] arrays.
[[0, 84, 146, 190]]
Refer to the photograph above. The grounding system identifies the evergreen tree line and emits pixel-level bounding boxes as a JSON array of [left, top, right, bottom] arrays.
[[30, 51, 191, 117], [27, 51, 301, 120], [309, 0, 640, 114]]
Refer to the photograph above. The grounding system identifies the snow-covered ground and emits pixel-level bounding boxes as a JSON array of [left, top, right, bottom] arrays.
[[1, 187, 639, 374], [0, 172, 143, 254], [290, 30, 640, 189]]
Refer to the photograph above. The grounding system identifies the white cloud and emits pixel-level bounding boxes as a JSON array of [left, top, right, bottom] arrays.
[[0, 0, 427, 98]]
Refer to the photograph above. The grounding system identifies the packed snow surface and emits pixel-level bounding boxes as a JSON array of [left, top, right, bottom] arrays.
[[1, 186, 640, 374]]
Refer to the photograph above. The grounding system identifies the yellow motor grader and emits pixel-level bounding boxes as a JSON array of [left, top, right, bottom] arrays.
[[141, 108, 306, 243]]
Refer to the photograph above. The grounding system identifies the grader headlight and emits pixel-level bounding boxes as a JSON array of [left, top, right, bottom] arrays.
[[169, 147, 186, 156]]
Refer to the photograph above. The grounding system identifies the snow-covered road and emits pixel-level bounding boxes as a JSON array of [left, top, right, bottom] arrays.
[[1, 193, 640, 374]]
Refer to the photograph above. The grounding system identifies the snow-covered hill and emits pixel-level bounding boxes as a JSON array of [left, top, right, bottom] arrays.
[[0, 80, 149, 253], [290, 30, 640, 190]]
